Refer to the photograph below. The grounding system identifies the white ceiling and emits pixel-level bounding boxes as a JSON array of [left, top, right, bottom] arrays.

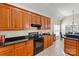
[[10, 3, 79, 20]]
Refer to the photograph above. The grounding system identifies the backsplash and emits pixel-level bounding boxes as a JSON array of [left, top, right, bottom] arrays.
[[0, 29, 51, 38]]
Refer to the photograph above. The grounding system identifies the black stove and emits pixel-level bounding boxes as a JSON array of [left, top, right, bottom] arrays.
[[28, 32, 44, 55]]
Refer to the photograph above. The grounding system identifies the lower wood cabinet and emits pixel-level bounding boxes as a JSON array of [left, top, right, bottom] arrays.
[[44, 35, 48, 49], [0, 39, 34, 56], [14, 42, 26, 56], [44, 35, 54, 49], [64, 39, 79, 56], [25, 39, 34, 56], [0, 45, 14, 56]]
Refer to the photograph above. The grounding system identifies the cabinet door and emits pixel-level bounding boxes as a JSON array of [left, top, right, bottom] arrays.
[[44, 17, 47, 29], [22, 11, 31, 29], [31, 13, 36, 24], [36, 15, 41, 25], [45, 17, 48, 29], [44, 35, 48, 49], [41, 16, 45, 29], [0, 4, 11, 30], [48, 18, 51, 29], [26, 40, 34, 56], [47, 35, 50, 47], [0, 45, 14, 56], [14, 42, 26, 56], [11, 7, 23, 30]]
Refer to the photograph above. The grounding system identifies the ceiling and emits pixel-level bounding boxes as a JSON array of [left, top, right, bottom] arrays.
[[10, 3, 79, 20]]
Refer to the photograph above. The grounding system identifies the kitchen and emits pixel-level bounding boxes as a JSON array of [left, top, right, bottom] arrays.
[[0, 3, 55, 56], [0, 3, 79, 56]]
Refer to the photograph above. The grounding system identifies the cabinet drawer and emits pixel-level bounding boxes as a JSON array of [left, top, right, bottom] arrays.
[[26, 40, 33, 44], [0, 45, 14, 52], [65, 45, 76, 49], [65, 42, 76, 46], [15, 42, 26, 48], [66, 39, 76, 43]]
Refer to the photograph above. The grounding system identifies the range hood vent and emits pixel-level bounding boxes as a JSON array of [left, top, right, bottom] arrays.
[[31, 24, 41, 27]]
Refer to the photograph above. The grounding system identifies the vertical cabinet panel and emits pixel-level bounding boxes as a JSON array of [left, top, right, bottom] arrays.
[[22, 11, 31, 29], [0, 4, 11, 30], [11, 7, 23, 30]]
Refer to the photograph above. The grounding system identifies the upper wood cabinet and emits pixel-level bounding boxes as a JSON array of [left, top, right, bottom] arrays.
[[36, 14, 41, 25], [31, 13, 36, 24], [11, 7, 23, 30], [48, 18, 51, 29], [0, 4, 11, 30], [0, 4, 51, 30], [44, 17, 48, 29], [22, 11, 31, 30], [41, 16, 45, 29]]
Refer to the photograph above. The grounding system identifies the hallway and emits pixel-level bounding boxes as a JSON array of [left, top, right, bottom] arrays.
[[36, 39, 69, 56]]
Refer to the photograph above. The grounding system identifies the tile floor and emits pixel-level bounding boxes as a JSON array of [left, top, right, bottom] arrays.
[[36, 39, 69, 56]]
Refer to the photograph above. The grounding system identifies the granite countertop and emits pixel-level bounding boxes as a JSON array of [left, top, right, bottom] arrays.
[[64, 36, 79, 40], [2, 35, 31, 46], [4, 38, 29, 46]]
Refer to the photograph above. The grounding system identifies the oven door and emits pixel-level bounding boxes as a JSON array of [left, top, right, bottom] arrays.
[[34, 40, 43, 55]]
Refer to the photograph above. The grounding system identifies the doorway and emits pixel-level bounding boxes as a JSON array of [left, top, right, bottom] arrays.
[[54, 25, 61, 40]]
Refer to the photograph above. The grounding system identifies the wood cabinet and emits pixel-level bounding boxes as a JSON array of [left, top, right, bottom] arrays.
[[0, 4, 51, 30], [48, 18, 51, 29], [31, 13, 36, 24], [26, 39, 34, 56], [41, 16, 45, 29], [64, 39, 79, 56], [64, 39, 77, 56], [11, 7, 23, 30], [14, 42, 26, 56], [13, 39, 34, 56], [0, 4, 11, 30], [44, 35, 48, 49], [40, 16, 51, 30], [44, 35, 54, 49], [0, 39, 34, 56], [0, 45, 14, 56], [22, 11, 31, 29], [36, 14, 41, 25], [44, 17, 47, 29]]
